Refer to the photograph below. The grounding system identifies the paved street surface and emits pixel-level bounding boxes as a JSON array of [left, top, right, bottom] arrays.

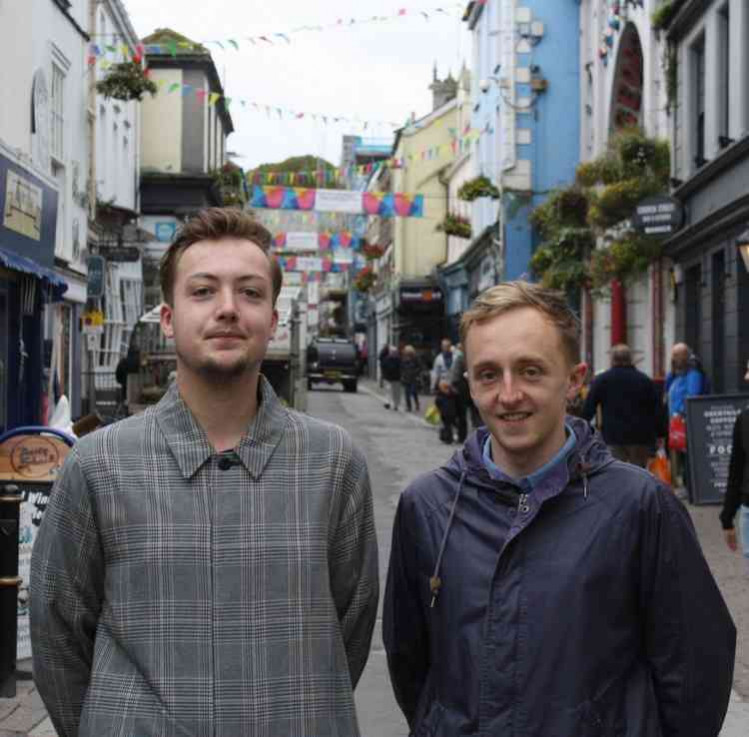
[[2, 379, 748, 736]]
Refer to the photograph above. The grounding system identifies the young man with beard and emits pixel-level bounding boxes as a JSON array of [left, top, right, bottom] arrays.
[[384, 281, 735, 737], [31, 208, 378, 737]]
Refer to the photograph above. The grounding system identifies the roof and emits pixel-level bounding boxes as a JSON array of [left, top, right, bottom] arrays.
[[141, 28, 233, 134]]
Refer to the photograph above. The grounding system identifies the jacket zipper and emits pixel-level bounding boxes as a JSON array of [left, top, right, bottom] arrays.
[[517, 492, 530, 514]]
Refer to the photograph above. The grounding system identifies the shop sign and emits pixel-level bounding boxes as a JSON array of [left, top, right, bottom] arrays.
[[631, 195, 685, 237], [0, 152, 58, 267], [400, 286, 443, 304], [86, 255, 105, 299], [155, 221, 177, 242], [82, 308, 105, 334], [102, 246, 140, 262], [4, 170, 43, 241], [686, 394, 749, 504]]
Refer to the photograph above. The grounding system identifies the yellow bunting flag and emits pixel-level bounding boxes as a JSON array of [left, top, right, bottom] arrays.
[[208, 92, 220, 106]]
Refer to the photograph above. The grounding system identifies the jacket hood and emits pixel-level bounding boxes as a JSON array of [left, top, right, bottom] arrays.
[[443, 415, 613, 485]]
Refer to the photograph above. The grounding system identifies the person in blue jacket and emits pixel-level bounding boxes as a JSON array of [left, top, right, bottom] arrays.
[[384, 281, 735, 737], [666, 342, 708, 493]]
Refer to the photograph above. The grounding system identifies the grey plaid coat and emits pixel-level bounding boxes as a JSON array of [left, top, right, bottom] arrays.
[[30, 378, 378, 737]]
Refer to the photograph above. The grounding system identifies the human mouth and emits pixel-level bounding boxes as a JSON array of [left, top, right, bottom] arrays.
[[498, 412, 531, 423]]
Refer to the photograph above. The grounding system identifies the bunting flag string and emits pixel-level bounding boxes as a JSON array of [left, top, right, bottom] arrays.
[[90, 4, 463, 52], [270, 230, 364, 252], [251, 186, 424, 217]]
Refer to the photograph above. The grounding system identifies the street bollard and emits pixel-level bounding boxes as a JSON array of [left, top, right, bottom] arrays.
[[0, 483, 23, 697]]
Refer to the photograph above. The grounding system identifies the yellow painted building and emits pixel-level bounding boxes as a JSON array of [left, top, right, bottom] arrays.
[[391, 97, 459, 279]]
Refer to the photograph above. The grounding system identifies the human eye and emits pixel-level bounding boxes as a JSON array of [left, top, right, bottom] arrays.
[[477, 369, 498, 385], [522, 365, 543, 379], [191, 285, 213, 298], [240, 286, 263, 299]]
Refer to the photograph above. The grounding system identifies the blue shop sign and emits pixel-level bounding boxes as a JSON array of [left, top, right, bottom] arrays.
[[155, 221, 177, 242], [0, 153, 58, 268]]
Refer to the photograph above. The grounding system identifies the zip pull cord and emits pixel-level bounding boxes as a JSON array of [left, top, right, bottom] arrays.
[[429, 470, 467, 608]]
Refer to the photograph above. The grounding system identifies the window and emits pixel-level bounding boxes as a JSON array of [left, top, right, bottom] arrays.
[[691, 36, 706, 167], [122, 135, 129, 204], [718, 5, 730, 144], [112, 122, 119, 196], [50, 63, 65, 161]]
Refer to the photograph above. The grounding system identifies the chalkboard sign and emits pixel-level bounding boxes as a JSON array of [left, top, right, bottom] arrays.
[[685, 394, 749, 505]]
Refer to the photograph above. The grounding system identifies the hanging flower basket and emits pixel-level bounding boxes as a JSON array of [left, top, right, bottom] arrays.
[[353, 266, 376, 293], [362, 242, 386, 260], [458, 176, 500, 201], [436, 213, 472, 239], [96, 61, 158, 102]]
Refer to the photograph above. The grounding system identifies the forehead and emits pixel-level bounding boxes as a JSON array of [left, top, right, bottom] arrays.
[[465, 307, 565, 366], [176, 238, 272, 282]]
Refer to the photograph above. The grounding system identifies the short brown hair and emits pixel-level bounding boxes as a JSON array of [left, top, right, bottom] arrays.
[[159, 208, 283, 306], [460, 280, 581, 365]]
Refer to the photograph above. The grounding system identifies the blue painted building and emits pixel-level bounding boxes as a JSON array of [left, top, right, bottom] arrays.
[[446, 0, 580, 306]]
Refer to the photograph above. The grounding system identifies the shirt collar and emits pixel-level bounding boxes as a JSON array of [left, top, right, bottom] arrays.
[[482, 423, 577, 491], [154, 375, 289, 480]]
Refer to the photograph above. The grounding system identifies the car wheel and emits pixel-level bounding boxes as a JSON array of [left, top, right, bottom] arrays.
[[344, 381, 358, 393]]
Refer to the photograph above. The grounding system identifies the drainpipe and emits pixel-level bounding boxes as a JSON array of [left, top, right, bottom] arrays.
[[652, 259, 664, 378], [610, 279, 627, 345]]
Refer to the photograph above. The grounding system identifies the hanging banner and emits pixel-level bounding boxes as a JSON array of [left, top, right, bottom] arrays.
[[315, 189, 364, 214], [283, 232, 319, 251], [294, 257, 324, 272], [251, 185, 424, 218]]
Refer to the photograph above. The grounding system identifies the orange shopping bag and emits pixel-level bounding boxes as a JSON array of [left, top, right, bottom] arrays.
[[647, 448, 672, 485]]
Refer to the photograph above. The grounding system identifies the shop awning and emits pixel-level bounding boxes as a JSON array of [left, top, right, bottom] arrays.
[[0, 247, 68, 299]]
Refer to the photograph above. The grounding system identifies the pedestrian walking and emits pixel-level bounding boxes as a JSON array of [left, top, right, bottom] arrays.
[[432, 338, 455, 443], [401, 344, 421, 412], [378, 343, 389, 388], [446, 342, 471, 443], [666, 342, 708, 495], [30, 208, 379, 737], [381, 345, 402, 411], [581, 343, 662, 468], [720, 358, 749, 574], [384, 280, 735, 737]]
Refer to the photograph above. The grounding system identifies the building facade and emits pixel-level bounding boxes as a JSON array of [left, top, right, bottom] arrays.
[[579, 0, 674, 379], [0, 0, 92, 428], [662, 0, 749, 393], [139, 28, 233, 310]]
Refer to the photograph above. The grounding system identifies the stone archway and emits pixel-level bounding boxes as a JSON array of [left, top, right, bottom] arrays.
[[609, 22, 644, 132]]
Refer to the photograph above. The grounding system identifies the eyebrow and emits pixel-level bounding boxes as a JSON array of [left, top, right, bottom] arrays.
[[472, 357, 548, 371], [185, 273, 268, 283]]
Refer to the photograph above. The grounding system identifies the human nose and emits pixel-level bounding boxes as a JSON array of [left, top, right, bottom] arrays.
[[495, 373, 523, 405], [215, 287, 239, 320]]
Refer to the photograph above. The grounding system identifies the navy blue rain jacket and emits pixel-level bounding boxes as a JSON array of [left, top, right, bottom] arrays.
[[384, 418, 736, 737]]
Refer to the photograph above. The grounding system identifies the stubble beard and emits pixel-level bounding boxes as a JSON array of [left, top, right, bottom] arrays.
[[176, 345, 260, 384]]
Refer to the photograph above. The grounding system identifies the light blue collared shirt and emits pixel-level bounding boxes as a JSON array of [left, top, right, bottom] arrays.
[[482, 424, 577, 492]]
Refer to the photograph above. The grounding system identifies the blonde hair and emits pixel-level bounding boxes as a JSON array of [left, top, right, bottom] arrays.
[[460, 280, 581, 365], [403, 345, 416, 357]]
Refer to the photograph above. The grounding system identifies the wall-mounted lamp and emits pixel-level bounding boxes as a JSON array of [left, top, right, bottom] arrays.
[[479, 76, 499, 94], [718, 136, 735, 149], [737, 228, 749, 272], [672, 264, 684, 285]]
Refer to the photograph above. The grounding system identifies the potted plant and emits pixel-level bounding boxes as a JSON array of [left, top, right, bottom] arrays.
[[436, 213, 472, 239], [353, 266, 376, 293], [362, 242, 386, 260], [458, 176, 500, 201], [96, 61, 158, 102]]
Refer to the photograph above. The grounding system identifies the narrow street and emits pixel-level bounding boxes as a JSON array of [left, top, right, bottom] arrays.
[[308, 379, 749, 737]]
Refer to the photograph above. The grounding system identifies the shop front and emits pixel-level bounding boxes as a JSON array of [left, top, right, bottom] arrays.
[[393, 278, 445, 363], [0, 148, 67, 433]]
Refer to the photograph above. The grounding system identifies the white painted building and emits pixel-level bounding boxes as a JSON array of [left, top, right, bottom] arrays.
[[0, 0, 91, 418], [89, 0, 144, 388], [579, 0, 674, 379]]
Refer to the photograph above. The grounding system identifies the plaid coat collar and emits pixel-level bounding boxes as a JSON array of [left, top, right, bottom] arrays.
[[154, 375, 290, 480]]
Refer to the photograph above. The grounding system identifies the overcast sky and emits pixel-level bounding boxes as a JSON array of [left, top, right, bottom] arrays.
[[121, 0, 469, 171]]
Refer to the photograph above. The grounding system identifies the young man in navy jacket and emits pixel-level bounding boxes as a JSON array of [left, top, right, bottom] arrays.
[[384, 281, 735, 737]]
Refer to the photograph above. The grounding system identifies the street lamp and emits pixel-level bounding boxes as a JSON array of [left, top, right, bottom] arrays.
[[737, 228, 749, 272]]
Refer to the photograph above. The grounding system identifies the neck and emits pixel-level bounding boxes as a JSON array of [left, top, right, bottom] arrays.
[[176, 369, 261, 452], [490, 422, 567, 480]]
